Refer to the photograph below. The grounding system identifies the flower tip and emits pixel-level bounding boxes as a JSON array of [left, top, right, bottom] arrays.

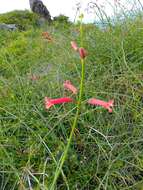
[[71, 41, 78, 51], [44, 97, 53, 109], [107, 100, 114, 113], [88, 98, 94, 104], [108, 100, 114, 107], [108, 108, 113, 113]]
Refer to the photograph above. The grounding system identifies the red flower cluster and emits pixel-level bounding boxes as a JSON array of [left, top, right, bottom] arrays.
[[44, 41, 114, 113], [45, 80, 114, 112]]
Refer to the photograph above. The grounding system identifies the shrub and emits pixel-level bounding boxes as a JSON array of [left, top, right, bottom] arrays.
[[0, 10, 39, 30], [53, 14, 72, 29], [53, 14, 71, 23]]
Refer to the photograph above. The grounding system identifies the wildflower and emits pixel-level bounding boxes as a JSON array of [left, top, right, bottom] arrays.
[[88, 98, 114, 113], [42, 32, 53, 42], [45, 97, 73, 109], [63, 80, 77, 94], [71, 41, 79, 51], [79, 47, 87, 59], [29, 74, 40, 81]]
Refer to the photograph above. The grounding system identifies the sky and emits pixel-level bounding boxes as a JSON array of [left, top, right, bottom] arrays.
[[0, 0, 143, 22]]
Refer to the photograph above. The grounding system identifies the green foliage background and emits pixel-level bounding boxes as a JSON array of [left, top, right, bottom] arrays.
[[0, 10, 143, 190]]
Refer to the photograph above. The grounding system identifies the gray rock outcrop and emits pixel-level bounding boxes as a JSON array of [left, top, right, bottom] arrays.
[[0, 23, 17, 30], [29, 0, 51, 22]]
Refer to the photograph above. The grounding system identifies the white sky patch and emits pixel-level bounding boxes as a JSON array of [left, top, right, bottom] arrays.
[[0, 0, 143, 22]]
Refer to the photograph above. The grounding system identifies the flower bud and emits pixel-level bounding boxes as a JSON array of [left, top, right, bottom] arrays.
[[79, 47, 87, 59], [71, 41, 79, 51]]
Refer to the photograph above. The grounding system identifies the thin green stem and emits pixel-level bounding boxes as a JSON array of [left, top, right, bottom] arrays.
[[50, 17, 85, 190], [80, 15, 84, 47], [50, 58, 85, 190]]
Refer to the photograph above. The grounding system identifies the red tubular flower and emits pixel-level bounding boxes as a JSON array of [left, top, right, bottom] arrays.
[[88, 98, 114, 113], [79, 47, 87, 59], [42, 32, 53, 42], [63, 80, 77, 95], [45, 97, 73, 109], [71, 41, 79, 51], [29, 74, 40, 81]]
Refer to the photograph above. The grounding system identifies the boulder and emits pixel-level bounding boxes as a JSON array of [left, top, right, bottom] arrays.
[[0, 23, 17, 31], [29, 0, 51, 22]]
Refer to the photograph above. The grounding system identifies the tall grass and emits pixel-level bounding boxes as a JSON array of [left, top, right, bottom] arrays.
[[0, 2, 143, 189]]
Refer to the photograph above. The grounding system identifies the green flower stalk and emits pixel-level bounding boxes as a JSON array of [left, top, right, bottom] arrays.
[[50, 15, 86, 190]]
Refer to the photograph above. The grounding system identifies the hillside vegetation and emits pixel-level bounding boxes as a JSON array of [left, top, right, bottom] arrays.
[[0, 10, 143, 190]]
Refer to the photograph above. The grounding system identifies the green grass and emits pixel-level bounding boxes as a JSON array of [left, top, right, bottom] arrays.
[[0, 10, 143, 190]]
